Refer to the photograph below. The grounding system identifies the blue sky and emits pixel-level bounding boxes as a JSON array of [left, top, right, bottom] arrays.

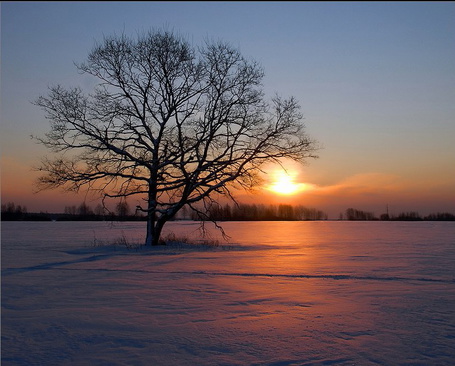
[[2, 1, 455, 216]]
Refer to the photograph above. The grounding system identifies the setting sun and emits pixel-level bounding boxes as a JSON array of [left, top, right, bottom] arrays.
[[267, 170, 305, 195]]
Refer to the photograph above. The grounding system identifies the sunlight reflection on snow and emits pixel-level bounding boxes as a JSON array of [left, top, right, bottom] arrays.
[[2, 221, 455, 365]]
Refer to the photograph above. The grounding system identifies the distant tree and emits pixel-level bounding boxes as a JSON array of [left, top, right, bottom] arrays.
[[202, 202, 327, 221], [396, 211, 422, 221], [94, 203, 106, 217], [115, 200, 130, 219], [77, 202, 94, 217], [222, 204, 232, 221], [278, 204, 294, 220], [64, 205, 77, 215], [345, 208, 376, 221], [34, 29, 319, 245], [179, 205, 190, 220], [1, 202, 27, 220], [294, 205, 326, 220], [425, 212, 455, 221]]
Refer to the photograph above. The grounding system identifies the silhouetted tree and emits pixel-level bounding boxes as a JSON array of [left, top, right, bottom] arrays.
[[278, 204, 294, 220], [425, 212, 455, 221], [297, 206, 327, 220], [77, 202, 94, 217], [34, 29, 319, 245], [94, 203, 106, 217], [222, 204, 232, 221], [396, 211, 422, 221], [64, 205, 77, 215], [345, 208, 376, 221], [201, 202, 327, 221], [1, 202, 27, 220], [115, 200, 130, 219]]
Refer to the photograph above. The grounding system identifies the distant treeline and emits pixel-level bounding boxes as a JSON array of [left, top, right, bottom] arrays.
[[2, 201, 454, 222], [192, 203, 328, 221], [1, 201, 145, 222], [1, 201, 328, 222], [342, 207, 455, 221]]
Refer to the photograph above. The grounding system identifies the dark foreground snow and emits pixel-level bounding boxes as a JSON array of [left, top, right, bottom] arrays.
[[2, 221, 455, 365]]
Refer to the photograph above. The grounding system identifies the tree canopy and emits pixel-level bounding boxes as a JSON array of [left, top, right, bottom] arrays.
[[35, 29, 319, 245]]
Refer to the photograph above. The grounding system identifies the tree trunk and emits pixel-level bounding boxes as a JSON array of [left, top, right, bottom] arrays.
[[145, 213, 166, 246], [145, 212, 156, 246], [145, 174, 160, 246]]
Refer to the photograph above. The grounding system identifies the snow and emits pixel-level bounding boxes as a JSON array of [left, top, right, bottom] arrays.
[[2, 221, 455, 365]]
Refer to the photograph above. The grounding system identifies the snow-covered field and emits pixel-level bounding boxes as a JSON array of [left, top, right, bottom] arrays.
[[2, 221, 455, 365]]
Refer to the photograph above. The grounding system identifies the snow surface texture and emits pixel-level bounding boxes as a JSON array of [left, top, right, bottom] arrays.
[[2, 221, 455, 366]]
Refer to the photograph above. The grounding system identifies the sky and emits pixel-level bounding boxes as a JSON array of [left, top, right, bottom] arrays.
[[1, 1, 455, 218]]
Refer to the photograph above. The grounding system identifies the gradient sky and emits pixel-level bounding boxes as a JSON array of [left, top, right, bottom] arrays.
[[1, 1, 455, 218]]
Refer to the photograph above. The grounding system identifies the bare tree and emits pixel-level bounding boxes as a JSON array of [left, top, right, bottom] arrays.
[[34, 29, 319, 245], [115, 200, 130, 218]]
